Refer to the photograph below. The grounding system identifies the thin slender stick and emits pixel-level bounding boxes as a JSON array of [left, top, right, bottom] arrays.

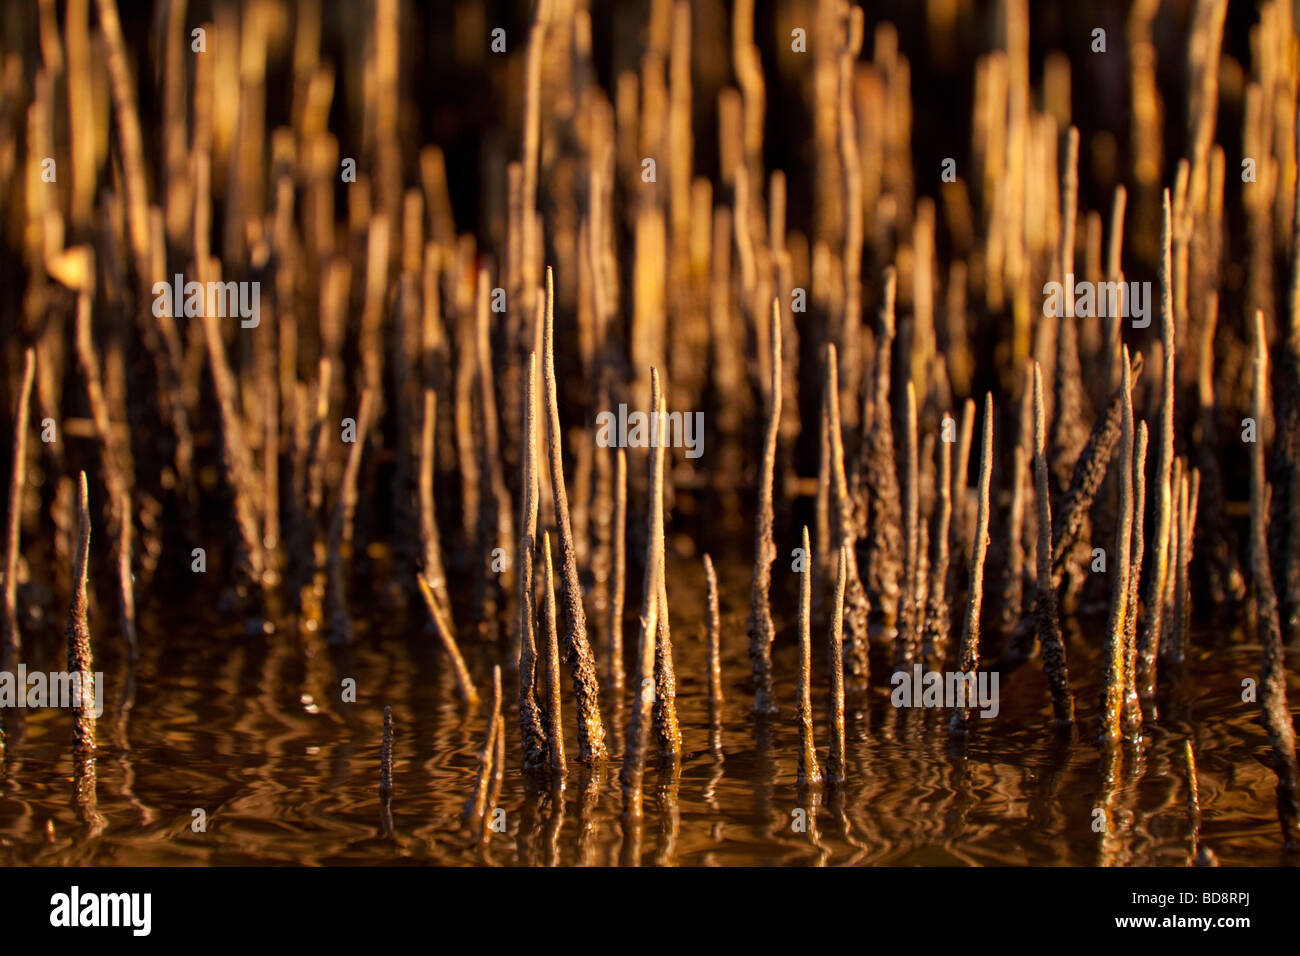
[[516, 533, 547, 772], [482, 668, 505, 845], [297, 359, 332, 622], [1104, 185, 1128, 398], [543, 267, 605, 762], [466, 667, 502, 830], [827, 543, 848, 783], [827, 343, 872, 684], [747, 299, 782, 714], [836, 5, 865, 432], [797, 526, 822, 786], [951, 398, 976, 588], [704, 553, 723, 712], [68, 471, 100, 831], [1184, 739, 1216, 864], [68, 471, 94, 759], [93, 0, 150, 279], [654, 553, 681, 757], [894, 380, 921, 670], [541, 531, 567, 778], [518, 351, 547, 770], [1051, 127, 1089, 484], [380, 705, 393, 799], [951, 394, 994, 735], [520, 0, 547, 297], [325, 389, 375, 647], [418, 389, 452, 626], [922, 422, 953, 669], [999, 383, 1029, 640], [608, 447, 628, 695], [1250, 310, 1300, 847], [1100, 350, 1134, 746], [473, 268, 511, 635], [1123, 423, 1149, 737], [1033, 365, 1074, 726], [475, 266, 514, 562], [417, 574, 479, 707], [196, 255, 264, 601], [455, 301, 480, 548], [621, 369, 666, 820], [1162, 457, 1183, 648], [1138, 190, 1176, 699], [1172, 467, 1199, 664], [2, 349, 35, 672]]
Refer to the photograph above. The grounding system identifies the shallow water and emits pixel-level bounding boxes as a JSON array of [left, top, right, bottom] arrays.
[[1, 544, 1295, 867]]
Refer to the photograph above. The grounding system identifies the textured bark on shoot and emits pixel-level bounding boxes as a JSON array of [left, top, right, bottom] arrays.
[[1250, 311, 1300, 847], [608, 447, 628, 696], [894, 381, 921, 671], [543, 267, 605, 762], [68, 472, 102, 832], [621, 370, 665, 820], [518, 350, 547, 771], [1051, 352, 1144, 581], [951, 394, 994, 735], [856, 269, 903, 633], [380, 705, 393, 800], [1138, 190, 1176, 700], [417, 573, 479, 707], [922, 423, 953, 669], [826, 543, 848, 784], [704, 553, 723, 714], [1031, 365, 1074, 727], [541, 531, 567, 779], [1123, 423, 1149, 738], [654, 569, 681, 758], [747, 300, 782, 714], [1100, 350, 1134, 747], [797, 526, 822, 786], [826, 343, 872, 685]]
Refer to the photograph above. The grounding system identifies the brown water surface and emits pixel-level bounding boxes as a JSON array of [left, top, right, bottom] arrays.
[[0, 549, 1293, 866]]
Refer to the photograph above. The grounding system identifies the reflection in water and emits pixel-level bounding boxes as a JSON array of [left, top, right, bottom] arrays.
[[0, 552, 1296, 866]]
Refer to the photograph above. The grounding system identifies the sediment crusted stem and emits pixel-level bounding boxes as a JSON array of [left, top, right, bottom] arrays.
[[620, 369, 665, 820], [1137, 190, 1177, 700], [704, 553, 723, 714], [747, 300, 782, 714], [951, 394, 994, 735], [797, 526, 822, 786], [1033, 364, 1074, 726], [827, 543, 848, 784], [1250, 311, 1300, 847], [543, 267, 605, 762], [1100, 350, 1134, 746]]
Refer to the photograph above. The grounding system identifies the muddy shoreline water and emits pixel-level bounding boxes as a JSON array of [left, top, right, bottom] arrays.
[[0, 546, 1288, 866]]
